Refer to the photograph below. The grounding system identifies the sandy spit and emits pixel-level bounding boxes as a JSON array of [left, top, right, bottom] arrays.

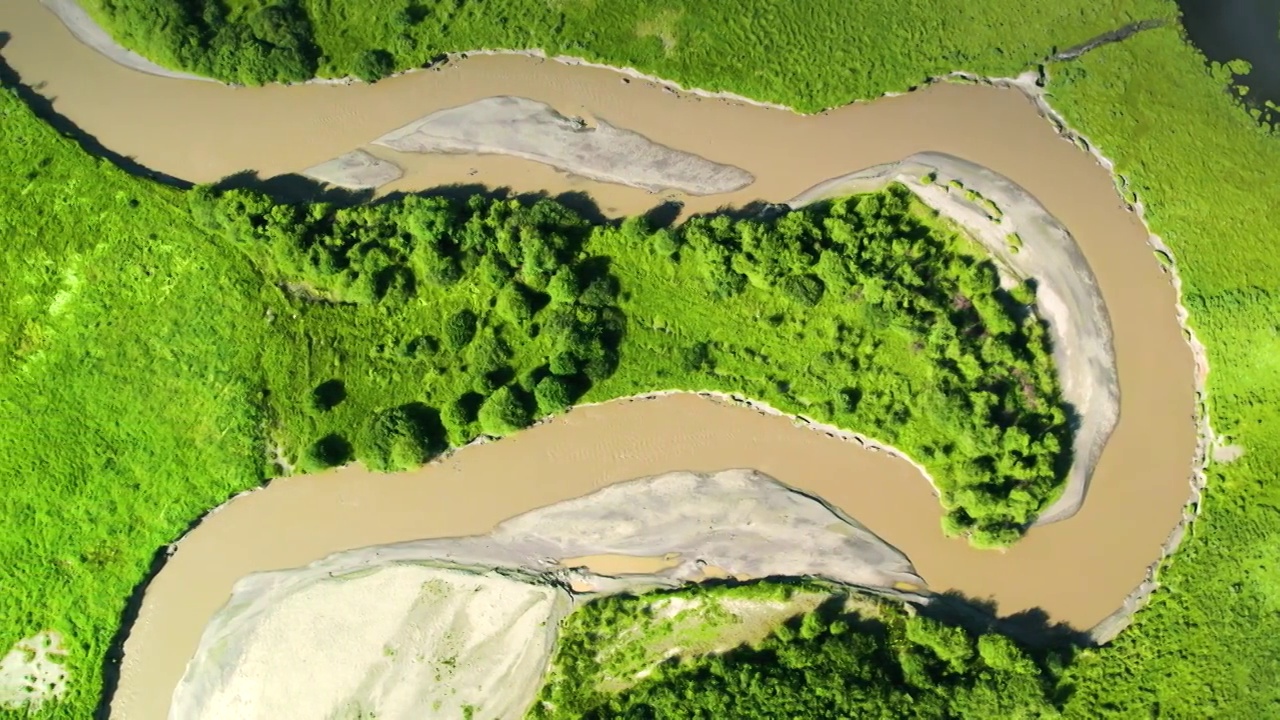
[[301, 149, 404, 190], [169, 469, 924, 719], [372, 95, 754, 195]]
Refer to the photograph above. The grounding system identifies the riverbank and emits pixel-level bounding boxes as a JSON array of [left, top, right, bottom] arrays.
[[170, 462, 934, 720]]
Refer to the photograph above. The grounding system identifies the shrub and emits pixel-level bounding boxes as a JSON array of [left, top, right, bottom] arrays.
[[781, 273, 825, 306], [444, 308, 478, 349], [534, 375, 574, 415], [478, 386, 533, 436], [353, 49, 395, 82], [358, 403, 442, 472], [497, 283, 535, 327], [299, 434, 353, 473], [547, 267, 582, 304], [652, 228, 681, 256]]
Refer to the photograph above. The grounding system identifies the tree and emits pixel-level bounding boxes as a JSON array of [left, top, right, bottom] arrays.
[[444, 308, 478, 349], [652, 228, 680, 257], [298, 434, 352, 473], [358, 404, 441, 472], [534, 375, 573, 415], [547, 266, 582, 304], [353, 49, 395, 82], [497, 283, 536, 327], [442, 395, 479, 446], [478, 386, 533, 436], [781, 273, 826, 306]]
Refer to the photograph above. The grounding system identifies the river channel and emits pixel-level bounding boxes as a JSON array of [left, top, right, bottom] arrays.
[[0, 2, 1199, 718]]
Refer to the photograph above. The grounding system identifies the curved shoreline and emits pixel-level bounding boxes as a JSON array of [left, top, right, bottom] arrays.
[[789, 150, 1120, 526], [40, 0, 210, 82]]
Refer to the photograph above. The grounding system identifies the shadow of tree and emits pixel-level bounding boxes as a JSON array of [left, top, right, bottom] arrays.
[[0, 40, 190, 189], [919, 588, 1094, 649]]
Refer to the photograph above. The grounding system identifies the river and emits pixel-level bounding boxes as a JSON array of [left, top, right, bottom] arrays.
[[0, 2, 1198, 718]]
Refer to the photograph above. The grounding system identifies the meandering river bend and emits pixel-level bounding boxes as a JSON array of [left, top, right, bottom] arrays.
[[0, 3, 1199, 718]]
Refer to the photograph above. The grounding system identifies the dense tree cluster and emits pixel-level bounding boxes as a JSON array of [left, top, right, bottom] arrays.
[[190, 188, 624, 467], [189, 182, 1068, 544], [95, 0, 321, 84], [669, 186, 1069, 546], [535, 587, 1066, 719]]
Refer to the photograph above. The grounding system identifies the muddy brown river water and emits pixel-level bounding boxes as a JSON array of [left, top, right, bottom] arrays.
[[0, 2, 1200, 718]]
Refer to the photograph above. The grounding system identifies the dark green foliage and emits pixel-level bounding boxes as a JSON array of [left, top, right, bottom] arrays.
[[497, 282, 536, 328], [441, 393, 482, 446], [535, 587, 1064, 719], [86, 0, 321, 85], [546, 266, 582, 303], [352, 49, 395, 82], [357, 403, 444, 472], [299, 433, 353, 472], [534, 374, 574, 416], [780, 273, 825, 307], [445, 309, 478, 349], [478, 386, 533, 436]]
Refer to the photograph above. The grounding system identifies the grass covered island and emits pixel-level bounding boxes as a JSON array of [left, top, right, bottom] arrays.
[[4, 0, 1280, 716]]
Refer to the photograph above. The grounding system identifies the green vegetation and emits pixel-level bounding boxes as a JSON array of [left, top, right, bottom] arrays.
[[0, 66, 1067, 715], [194, 180, 1068, 547], [7, 0, 1280, 716], [79, 0, 1172, 93], [0, 84, 269, 716], [534, 582, 1066, 719], [1042, 26, 1280, 716]]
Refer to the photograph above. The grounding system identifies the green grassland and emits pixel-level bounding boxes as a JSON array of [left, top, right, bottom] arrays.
[[1046, 27, 1280, 717], [4, 0, 1280, 716], [80, 0, 1173, 92], [0, 85, 271, 715]]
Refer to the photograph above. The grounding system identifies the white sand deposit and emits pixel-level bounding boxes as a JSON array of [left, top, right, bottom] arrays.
[[372, 95, 755, 195], [301, 150, 404, 190], [41, 0, 212, 82], [0, 631, 68, 711], [342, 468, 923, 592], [790, 152, 1121, 525], [169, 469, 922, 718], [169, 564, 566, 720]]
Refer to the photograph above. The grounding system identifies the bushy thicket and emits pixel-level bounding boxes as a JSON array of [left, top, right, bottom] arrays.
[[186, 183, 1068, 545], [639, 187, 1069, 546], [90, 0, 321, 84], [534, 585, 1067, 719], [189, 188, 624, 468]]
